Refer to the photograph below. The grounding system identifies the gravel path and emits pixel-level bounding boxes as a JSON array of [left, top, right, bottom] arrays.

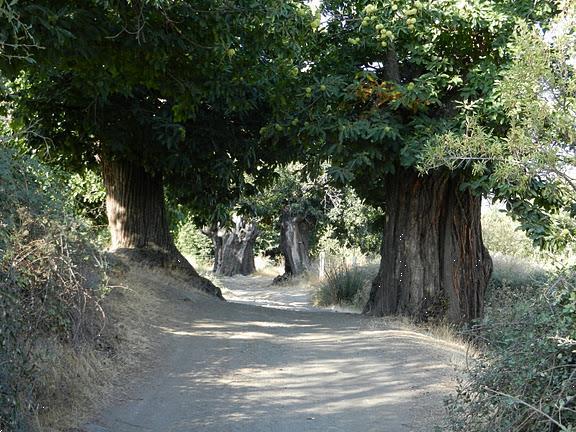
[[82, 274, 463, 432]]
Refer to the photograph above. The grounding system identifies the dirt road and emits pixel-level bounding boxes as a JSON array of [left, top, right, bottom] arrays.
[[83, 273, 463, 432]]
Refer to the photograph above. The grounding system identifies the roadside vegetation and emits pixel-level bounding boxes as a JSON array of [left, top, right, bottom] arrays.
[[0, 146, 158, 431], [447, 268, 575, 431], [444, 208, 576, 431], [313, 263, 374, 309], [0, 146, 107, 430]]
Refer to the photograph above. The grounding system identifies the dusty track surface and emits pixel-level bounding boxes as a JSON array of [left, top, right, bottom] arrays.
[[82, 273, 463, 432]]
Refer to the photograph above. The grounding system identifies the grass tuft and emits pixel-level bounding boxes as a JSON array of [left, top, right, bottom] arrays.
[[313, 263, 376, 309]]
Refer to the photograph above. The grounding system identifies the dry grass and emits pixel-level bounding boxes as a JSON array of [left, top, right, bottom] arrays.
[[366, 316, 473, 371], [183, 254, 213, 275], [367, 315, 471, 350], [253, 255, 283, 277], [33, 257, 175, 431], [31, 340, 116, 430]]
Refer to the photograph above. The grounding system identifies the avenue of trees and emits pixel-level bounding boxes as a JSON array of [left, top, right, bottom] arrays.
[[175, 165, 380, 279], [1, 0, 575, 324]]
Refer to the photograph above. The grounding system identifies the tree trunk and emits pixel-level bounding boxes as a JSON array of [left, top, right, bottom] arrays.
[[275, 209, 313, 282], [101, 156, 223, 298], [209, 216, 259, 277], [209, 229, 223, 273], [363, 168, 492, 323]]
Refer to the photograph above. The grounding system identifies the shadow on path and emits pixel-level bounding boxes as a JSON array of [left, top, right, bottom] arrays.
[[84, 275, 462, 432]]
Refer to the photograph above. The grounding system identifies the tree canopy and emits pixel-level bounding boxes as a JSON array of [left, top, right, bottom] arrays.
[[3, 0, 313, 219], [265, 0, 561, 200], [241, 165, 381, 256], [420, 3, 576, 250]]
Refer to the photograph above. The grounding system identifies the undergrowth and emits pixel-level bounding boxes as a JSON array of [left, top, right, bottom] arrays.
[[174, 218, 213, 264], [0, 147, 108, 431], [482, 208, 544, 260], [446, 266, 576, 431], [443, 206, 576, 431]]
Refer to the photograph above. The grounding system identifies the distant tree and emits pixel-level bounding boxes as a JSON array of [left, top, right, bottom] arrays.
[[240, 165, 379, 280], [240, 166, 324, 279], [203, 216, 259, 277]]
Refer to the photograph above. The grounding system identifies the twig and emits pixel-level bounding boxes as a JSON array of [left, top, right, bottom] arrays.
[[484, 386, 568, 430]]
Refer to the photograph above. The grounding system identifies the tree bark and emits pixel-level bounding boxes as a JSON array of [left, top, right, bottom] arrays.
[[275, 209, 313, 281], [363, 168, 492, 323], [100, 156, 223, 298], [208, 216, 259, 277]]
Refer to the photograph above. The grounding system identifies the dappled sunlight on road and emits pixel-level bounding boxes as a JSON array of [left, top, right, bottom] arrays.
[[85, 274, 463, 432], [216, 274, 319, 311]]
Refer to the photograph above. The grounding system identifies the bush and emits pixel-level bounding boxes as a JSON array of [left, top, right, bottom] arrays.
[[313, 263, 375, 309], [446, 208, 576, 431], [482, 207, 540, 259], [0, 147, 106, 430], [67, 168, 107, 226], [174, 219, 213, 263], [446, 267, 576, 432]]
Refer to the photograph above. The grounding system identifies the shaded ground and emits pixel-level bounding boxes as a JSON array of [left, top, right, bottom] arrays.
[[81, 271, 464, 432]]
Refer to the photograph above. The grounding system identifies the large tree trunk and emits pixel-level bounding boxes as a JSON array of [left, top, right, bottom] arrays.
[[363, 168, 492, 323], [274, 209, 313, 282], [208, 216, 259, 277], [101, 156, 223, 298]]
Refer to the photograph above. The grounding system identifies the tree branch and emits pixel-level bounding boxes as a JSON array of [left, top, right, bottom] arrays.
[[484, 387, 568, 430]]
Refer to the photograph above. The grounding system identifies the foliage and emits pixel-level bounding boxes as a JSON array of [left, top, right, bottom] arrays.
[[482, 207, 550, 260], [313, 263, 376, 309], [165, 202, 212, 262], [322, 186, 382, 255], [243, 165, 327, 223], [0, 0, 37, 60], [239, 164, 381, 258], [3, 0, 314, 222], [263, 0, 559, 205], [420, 3, 576, 250], [0, 145, 105, 430], [66, 167, 107, 227], [174, 220, 213, 263], [447, 266, 576, 432]]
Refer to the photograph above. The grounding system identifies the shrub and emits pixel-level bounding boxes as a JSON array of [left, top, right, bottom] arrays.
[[67, 168, 107, 226], [0, 147, 106, 430], [482, 207, 540, 259], [313, 263, 375, 309], [446, 267, 576, 432], [174, 219, 213, 263], [489, 253, 549, 292]]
